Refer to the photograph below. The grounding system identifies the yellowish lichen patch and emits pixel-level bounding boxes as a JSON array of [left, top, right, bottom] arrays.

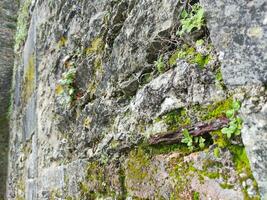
[[83, 117, 92, 128], [22, 54, 35, 104], [85, 37, 105, 55], [55, 84, 64, 95], [57, 36, 68, 48]]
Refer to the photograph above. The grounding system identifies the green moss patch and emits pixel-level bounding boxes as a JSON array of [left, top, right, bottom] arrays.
[[157, 108, 191, 131], [169, 45, 212, 69]]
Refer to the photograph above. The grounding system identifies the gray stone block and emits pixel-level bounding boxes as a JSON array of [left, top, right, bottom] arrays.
[[27, 134, 38, 179], [22, 93, 37, 141], [38, 166, 65, 191], [200, 0, 267, 86], [26, 179, 37, 200]]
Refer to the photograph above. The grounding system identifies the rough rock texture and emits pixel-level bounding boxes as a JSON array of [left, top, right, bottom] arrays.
[[3, 0, 267, 199], [201, 0, 267, 197], [0, 0, 18, 198], [241, 88, 267, 199], [200, 0, 267, 86]]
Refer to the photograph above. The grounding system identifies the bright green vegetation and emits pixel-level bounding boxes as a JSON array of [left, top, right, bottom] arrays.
[[177, 3, 205, 36], [126, 148, 151, 182], [15, 0, 32, 52], [193, 97, 233, 121], [57, 67, 77, 107], [77, 160, 126, 199], [154, 55, 166, 73], [213, 147, 220, 158], [221, 101, 242, 138], [150, 97, 259, 197], [157, 97, 233, 130], [169, 43, 212, 69], [152, 3, 211, 73], [79, 161, 114, 199], [157, 108, 191, 130], [193, 192, 200, 200], [181, 129, 205, 151], [215, 68, 226, 89], [142, 142, 190, 156], [229, 145, 260, 199], [154, 97, 235, 152]]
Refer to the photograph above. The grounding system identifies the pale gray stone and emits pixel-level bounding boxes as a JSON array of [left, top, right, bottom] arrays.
[[200, 0, 267, 86]]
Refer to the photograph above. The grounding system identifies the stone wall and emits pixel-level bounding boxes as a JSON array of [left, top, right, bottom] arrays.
[[5, 0, 267, 199]]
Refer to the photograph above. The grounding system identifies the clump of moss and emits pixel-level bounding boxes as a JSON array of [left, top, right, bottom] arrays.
[[192, 97, 233, 121], [157, 108, 191, 131], [210, 131, 260, 198], [168, 156, 195, 199], [228, 145, 260, 199], [219, 182, 234, 189], [86, 161, 106, 193], [169, 44, 212, 69], [79, 161, 125, 199], [83, 117, 92, 129], [15, 0, 32, 52], [143, 143, 190, 156], [125, 148, 151, 181], [197, 159, 223, 181]]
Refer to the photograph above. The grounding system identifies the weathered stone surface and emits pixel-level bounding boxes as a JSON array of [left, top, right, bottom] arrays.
[[25, 179, 37, 200], [240, 86, 267, 198], [22, 94, 37, 141], [64, 160, 87, 197], [187, 149, 245, 200], [38, 166, 65, 191], [5, 0, 267, 199], [200, 0, 267, 86]]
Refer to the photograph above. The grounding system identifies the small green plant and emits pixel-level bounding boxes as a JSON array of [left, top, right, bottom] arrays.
[[57, 67, 77, 106], [181, 129, 206, 151], [213, 147, 220, 158], [195, 136, 206, 149], [193, 191, 200, 200], [177, 3, 205, 36], [221, 101, 242, 138], [154, 55, 166, 73], [169, 44, 211, 69], [181, 129, 193, 151]]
